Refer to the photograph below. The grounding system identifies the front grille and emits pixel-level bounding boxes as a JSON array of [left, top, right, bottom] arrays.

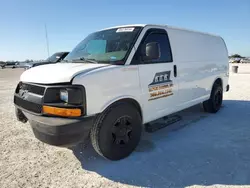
[[18, 83, 45, 96], [14, 96, 42, 114]]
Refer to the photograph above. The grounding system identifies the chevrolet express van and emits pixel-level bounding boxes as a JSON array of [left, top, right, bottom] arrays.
[[14, 24, 229, 160]]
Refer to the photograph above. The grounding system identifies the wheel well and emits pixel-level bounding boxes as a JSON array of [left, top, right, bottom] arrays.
[[108, 98, 143, 121]]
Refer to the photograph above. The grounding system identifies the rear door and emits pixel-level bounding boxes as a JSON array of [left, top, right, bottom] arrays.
[[130, 28, 178, 123]]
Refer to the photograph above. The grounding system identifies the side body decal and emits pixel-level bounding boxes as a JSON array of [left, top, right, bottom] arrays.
[[148, 71, 173, 100]]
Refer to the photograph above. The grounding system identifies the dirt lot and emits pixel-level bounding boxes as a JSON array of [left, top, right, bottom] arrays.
[[1, 65, 250, 188]]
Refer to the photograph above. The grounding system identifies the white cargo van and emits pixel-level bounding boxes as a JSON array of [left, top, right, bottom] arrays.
[[14, 24, 229, 160]]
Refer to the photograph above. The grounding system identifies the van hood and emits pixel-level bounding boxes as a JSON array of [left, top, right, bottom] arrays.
[[20, 63, 109, 84]]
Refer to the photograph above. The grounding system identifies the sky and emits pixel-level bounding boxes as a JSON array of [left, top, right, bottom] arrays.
[[0, 0, 249, 61]]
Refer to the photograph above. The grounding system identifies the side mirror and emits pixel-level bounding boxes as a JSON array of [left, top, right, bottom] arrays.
[[143, 42, 160, 61]]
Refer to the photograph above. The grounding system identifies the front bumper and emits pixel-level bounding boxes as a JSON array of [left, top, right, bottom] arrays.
[[14, 82, 91, 147], [16, 107, 96, 147]]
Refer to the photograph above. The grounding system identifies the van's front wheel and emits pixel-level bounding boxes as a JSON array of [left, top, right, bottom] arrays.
[[203, 83, 223, 113], [90, 103, 142, 160]]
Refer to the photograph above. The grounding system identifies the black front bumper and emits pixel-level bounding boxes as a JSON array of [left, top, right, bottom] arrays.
[[14, 82, 92, 147], [16, 108, 96, 147]]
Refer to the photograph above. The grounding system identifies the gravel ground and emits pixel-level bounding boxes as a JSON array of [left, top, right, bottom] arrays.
[[1, 65, 250, 188]]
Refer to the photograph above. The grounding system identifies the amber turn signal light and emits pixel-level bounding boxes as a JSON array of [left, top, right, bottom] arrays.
[[42, 106, 81, 117]]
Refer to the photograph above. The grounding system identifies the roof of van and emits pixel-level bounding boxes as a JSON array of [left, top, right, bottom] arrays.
[[100, 24, 220, 38]]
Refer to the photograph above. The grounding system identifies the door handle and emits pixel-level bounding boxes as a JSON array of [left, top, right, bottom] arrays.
[[174, 65, 177, 77]]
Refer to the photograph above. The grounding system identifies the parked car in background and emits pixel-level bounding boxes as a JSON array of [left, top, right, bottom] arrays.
[[3, 61, 19, 68], [0, 62, 6, 68], [24, 52, 69, 70], [229, 58, 241, 63], [240, 58, 250, 63]]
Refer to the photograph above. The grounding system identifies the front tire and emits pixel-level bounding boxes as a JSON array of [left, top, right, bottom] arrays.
[[15, 107, 28, 123], [90, 102, 142, 160], [203, 83, 223, 113]]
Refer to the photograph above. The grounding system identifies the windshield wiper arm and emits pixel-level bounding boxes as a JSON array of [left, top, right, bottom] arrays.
[[79, 57, 98, 64], [60, 59, 68, 62]]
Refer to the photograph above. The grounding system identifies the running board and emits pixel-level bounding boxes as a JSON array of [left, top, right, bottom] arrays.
[[145, 114, 182, 133]]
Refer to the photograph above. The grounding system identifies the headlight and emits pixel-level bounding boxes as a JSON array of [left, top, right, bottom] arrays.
[[44, 86, 84, 105], [43, 85, 86, 117], [60, 89, 68, 103]]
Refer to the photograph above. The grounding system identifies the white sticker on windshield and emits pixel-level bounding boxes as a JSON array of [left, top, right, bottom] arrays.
[[116, 28, 135, 32]]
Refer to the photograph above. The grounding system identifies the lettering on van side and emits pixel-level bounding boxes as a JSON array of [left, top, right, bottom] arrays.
[[148, 71, 173, 101]]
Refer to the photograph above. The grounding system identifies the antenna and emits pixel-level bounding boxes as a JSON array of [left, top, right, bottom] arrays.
[[45, 24, 50, 58]]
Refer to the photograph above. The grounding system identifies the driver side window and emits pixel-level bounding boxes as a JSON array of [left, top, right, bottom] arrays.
[[131, 29, 173, 65]]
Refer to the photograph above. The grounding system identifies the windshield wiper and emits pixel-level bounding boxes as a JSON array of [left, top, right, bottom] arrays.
[[79, 57, 98, 64], [59, 59, 71, 63]]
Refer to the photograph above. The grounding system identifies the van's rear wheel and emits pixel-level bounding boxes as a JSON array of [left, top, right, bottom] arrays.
[[203, 83, 223, 113], [90, 102, 142, 160]]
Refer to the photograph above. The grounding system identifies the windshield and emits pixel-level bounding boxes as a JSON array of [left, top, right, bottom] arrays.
[[64, 27, 142, 64], [46, 53, 64, 62]]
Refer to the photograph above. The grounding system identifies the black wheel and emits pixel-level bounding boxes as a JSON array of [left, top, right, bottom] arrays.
[[15, 107, 28, 123], [90, 102, 142, 160], [203, 83, 223, 113]]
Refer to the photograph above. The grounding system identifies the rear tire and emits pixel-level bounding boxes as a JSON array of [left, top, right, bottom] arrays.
[[90, 102, 142, 161], [203, 83, 223, 113]]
